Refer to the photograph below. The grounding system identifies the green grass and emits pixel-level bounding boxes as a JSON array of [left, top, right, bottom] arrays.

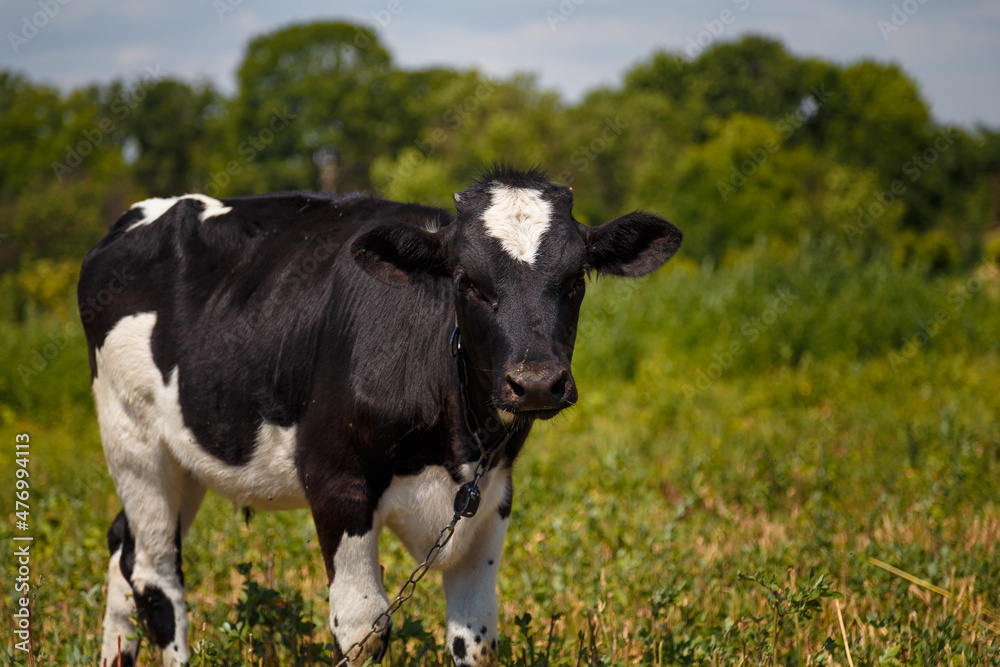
[[2, 239, 999, 665]]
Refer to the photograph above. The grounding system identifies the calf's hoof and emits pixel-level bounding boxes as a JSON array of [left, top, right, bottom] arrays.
[[336, 622, 390, 666]]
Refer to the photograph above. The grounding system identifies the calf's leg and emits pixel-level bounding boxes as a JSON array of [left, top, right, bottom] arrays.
[[327, 527, 391, 664], [100, 451, 204, 666], [101, 512, 139, 666], [442, 496, 510, 667], [309, 477, 390, 666], [95, 313, 205, 666]]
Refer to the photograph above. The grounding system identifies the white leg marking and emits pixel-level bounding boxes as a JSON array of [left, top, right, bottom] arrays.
[[380, 466, 511, 666], [482, 185, 553, 265], [95, 389, 188, 665], [442, 498, 509, 666], [94, 312, 162, 666], [329, 530, 391, 665], [102, 419, 187, 665], [101, 547, 139, 665], [92, 314, 238, 666]]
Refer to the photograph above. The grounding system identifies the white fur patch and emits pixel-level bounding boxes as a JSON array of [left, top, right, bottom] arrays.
[[329, 531, 391, 662], [93, 313, 307, 510], [443, 506, 507, 667], [379, 464, 508, 571], [482, 185, 552, 265], [127, 194, 232, 231], [95, 312, 510, 666], [101, 548, 141, 665], [324, 465, 510, 665], [378, 465, 510, 666]]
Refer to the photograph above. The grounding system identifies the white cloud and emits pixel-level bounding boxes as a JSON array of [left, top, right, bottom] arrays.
[[115, 44, 159, 69]]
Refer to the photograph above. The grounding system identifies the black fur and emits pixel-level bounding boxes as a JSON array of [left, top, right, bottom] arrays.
[[111, 511, 180, 648], [81, 169, 682, 663], [107, 510, 127, 555], [110, 654, 135, 667], [117, 513, 135, 584], [174, 520, 183, 587], [453, 637, 467, 659], [80, 192, 451, 466], [586, 211, 683, 277], [498, 476, 514, 520], [134, 584, 176, 648]]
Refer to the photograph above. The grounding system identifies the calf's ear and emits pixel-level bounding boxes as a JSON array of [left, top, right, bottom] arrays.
[[352, 224, 450, 286], [586, 212, 682, 277]]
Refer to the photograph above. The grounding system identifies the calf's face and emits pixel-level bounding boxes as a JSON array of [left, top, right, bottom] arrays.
[[451, 181, 587, 420], [352, 170, 682, 421]]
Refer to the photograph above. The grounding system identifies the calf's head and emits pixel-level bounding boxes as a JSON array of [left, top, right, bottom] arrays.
[[353, 167, 682, 422]]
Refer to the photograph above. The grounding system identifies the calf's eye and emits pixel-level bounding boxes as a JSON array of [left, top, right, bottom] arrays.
[[562, 270, 587, 299], [456, 272, 487, 303]]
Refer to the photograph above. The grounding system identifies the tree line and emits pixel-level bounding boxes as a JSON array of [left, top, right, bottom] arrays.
[[2, 21, 999, 316]]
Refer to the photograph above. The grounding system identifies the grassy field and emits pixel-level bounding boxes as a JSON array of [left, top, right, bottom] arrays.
[[2, 237, 999, 666]]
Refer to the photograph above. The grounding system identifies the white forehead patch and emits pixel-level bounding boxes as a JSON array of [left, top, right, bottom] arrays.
[[482, 185, 552, 265], [127, 194, 232, 231]]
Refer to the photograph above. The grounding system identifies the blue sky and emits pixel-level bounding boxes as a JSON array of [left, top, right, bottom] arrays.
[[2, 0, 997, 127]]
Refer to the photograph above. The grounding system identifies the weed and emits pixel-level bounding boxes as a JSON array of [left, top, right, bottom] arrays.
[[1, 239, 999, 664], [189, 563, 332, 666]]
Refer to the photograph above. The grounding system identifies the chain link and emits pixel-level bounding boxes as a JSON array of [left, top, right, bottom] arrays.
[[333, 327, 513, 666]]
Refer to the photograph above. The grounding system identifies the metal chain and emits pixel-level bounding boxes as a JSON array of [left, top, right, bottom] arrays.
[[334, 327, 514, 666]]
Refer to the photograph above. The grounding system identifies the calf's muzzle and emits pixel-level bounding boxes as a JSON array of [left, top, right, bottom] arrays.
[[501, 363, 575, 413]]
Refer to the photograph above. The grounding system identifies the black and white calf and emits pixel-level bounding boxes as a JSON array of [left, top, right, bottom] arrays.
[[80, 166, 682, 667]]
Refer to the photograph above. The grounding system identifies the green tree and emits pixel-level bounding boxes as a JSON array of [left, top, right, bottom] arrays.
[[371, 73, 566, 207], [810, 60, 931, 179], [559, 87, 686, 226], [0, 72, 67, 196], [115, 78, 220, 196], [228, 21, 399, 193], [0, 73, 135, 274], [624, 37, 831, 142]]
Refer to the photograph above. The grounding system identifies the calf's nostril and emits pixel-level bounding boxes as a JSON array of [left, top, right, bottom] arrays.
[[505, 368, 570, 408]]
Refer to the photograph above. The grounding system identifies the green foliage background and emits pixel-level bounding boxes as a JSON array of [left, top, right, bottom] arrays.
[[1, 21, 999, 665]]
